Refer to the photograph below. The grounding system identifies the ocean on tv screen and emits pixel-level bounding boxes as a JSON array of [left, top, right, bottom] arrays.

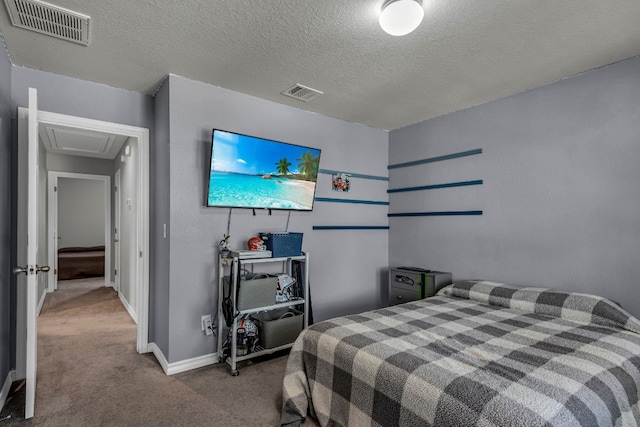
[[208, 171, 315, 210]]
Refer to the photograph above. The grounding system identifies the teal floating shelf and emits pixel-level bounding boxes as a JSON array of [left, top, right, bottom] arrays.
[[388, 149, 482, 170], [388, 179, 483, 193], [314, 197, 389, 206], [388, 211, 483, 217]]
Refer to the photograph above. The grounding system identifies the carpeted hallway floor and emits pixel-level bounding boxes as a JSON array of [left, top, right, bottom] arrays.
[[2, 278, 318, 426]]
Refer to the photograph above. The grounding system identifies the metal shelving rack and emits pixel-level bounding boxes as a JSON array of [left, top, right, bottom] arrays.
[[216, 252, 309, 376]]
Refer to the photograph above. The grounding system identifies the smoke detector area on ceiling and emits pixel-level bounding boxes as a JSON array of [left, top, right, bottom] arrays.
[[4, 0, 90, 45], [281, 84, 323, 102]]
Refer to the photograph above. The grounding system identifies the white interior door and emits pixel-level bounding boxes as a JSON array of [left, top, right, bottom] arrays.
[[15, 88, 44, 419]]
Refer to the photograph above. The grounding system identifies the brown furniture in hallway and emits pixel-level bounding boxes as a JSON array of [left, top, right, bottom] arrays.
[[57, 246, 105, 280]]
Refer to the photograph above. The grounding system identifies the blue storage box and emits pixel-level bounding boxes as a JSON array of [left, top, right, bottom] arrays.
[[259, 232, 303, 257]]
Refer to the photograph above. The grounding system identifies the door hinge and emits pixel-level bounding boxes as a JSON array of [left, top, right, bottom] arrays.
[[54, 186, 57, 192], [114, 269, 117, 276]]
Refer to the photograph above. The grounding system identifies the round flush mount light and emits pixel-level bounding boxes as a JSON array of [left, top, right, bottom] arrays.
[[379, 0, 425, 36]]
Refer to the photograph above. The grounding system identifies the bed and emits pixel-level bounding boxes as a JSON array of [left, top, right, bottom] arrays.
[[57, 246, 105, 280], [281, 280, 640, 426]]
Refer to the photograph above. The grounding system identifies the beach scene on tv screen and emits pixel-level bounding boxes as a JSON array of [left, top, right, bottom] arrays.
[[208, 130, 321, 210]]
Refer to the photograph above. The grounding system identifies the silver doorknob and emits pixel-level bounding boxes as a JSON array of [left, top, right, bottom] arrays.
[[12, 266, 29, 275], [37, 265, 50, 273]]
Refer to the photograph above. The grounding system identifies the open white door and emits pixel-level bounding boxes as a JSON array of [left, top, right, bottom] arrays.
[[14, 88, 47, 419]]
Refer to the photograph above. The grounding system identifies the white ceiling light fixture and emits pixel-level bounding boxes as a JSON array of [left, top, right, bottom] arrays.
[[379, 0, 425, 36]]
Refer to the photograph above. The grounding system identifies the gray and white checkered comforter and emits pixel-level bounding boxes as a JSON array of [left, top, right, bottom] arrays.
[[281, 281, 640, 426]]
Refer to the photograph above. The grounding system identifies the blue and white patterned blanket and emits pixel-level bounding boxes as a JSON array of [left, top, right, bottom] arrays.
[[281, 281, 640, 426]]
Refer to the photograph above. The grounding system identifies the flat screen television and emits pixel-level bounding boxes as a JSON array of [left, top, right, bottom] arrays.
[[207, 129, 322, 211]]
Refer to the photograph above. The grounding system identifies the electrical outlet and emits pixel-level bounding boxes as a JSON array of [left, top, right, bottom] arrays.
[[201, 314, 212, 331], [204, 318, 213, 336]]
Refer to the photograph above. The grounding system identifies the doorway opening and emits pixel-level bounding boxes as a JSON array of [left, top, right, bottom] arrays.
[[16, 108, 150, 390], [47, 172, 111, 298]]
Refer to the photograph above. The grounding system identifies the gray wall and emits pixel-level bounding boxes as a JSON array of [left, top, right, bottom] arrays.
[[389, 56, 640, 319], [11, 67, 153, 128], [164, 75, 388, 363], [151, 78, 170, 355], [0, 38, 12, 388], [57, 178, 106, 248]]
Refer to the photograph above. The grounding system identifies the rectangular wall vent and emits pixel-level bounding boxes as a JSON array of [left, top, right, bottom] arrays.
[[4, 0, 90, 45], [281, 84, 323, 102]]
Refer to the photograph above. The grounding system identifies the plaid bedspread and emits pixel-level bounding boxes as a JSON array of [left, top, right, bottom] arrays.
[[281, 281, 640, 426]]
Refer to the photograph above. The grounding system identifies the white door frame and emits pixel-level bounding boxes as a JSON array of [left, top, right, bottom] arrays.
[[47, 172, 112, 291], [114, 169, 121, 292], [17, 109, 151, 366]]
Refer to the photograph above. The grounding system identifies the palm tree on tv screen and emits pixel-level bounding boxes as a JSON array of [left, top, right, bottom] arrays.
[[276, 158, 291, 176], [296, 151, 320, 181]]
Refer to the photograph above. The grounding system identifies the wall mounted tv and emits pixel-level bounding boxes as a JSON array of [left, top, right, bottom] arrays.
[[207, 129, 322, 211]]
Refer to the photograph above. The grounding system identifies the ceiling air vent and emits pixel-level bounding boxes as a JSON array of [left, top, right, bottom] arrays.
[[4, 0, 90, 45], [281, 84, 323, 102]]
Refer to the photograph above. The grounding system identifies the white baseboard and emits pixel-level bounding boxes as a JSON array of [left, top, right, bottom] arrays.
[[118, 292, 138, 324], [147, 343, 218, 376], [0, 370, 16, 411], [147, 343, 169, 374]]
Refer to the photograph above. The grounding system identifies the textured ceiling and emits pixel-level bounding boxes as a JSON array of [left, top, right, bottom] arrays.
[[1, 0, 640, 130]]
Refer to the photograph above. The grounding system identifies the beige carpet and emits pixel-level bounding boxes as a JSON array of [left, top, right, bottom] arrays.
[[2, 278, 318, 426]]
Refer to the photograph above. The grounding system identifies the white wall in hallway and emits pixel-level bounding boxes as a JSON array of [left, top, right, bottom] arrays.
[[57, 177, 106, 248]]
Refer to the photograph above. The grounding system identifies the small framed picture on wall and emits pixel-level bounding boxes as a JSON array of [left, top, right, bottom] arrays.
[[332, 172, 351, 192]]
